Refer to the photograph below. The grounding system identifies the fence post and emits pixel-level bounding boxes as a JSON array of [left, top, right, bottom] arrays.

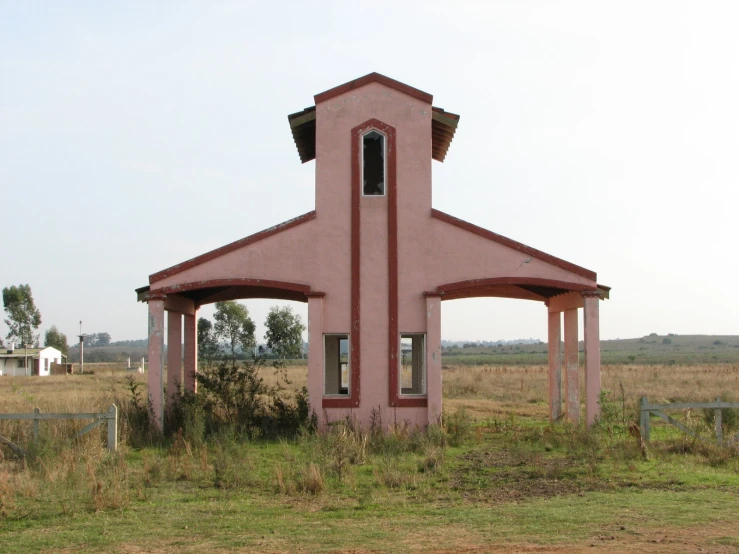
[[33, 407, 40, 442], [107, 404, 118, 452], [714, 397, 723, 446], [640, 397, 650, 441]]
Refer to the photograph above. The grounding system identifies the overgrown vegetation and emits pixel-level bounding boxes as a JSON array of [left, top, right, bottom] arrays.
[[2, 364, 739, 552], [165, 354, 316, 442]]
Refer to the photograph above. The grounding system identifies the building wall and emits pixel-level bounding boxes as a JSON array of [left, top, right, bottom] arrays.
[[1, 358, 25, 377], [0, 348, 63, 377], [315, 82, 433, 426]]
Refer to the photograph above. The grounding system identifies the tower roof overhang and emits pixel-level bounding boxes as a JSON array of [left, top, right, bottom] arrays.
[[288, 73, 460, 164]]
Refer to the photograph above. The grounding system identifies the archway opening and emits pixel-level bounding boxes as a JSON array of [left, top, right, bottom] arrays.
[[194, 298, 309, 393], [441, 296, 554, 422]]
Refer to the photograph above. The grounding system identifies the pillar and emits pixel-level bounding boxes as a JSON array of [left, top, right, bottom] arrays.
[[563, 308, 579, 423], [547, 309, 562, 422], [167, 310, 182, 403], [425, 294, 443, 424], [306, 295, 324, 421], [583, 291, 601, 426], [183, 311, 198, 394], [147, 294, 166, 430]]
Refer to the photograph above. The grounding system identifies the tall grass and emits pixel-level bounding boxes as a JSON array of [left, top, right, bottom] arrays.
[[1, 362, 738, 522]]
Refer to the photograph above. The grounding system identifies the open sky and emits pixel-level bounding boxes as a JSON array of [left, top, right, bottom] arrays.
[[1, 1, 737, 345]]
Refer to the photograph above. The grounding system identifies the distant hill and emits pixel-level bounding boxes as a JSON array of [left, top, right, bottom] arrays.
[[68, 334, 739, 365], [442, 334, 739, 365]]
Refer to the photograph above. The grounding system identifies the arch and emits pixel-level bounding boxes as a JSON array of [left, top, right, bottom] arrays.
[[152, 278, 323, 306], [430, 277, 598, 302]]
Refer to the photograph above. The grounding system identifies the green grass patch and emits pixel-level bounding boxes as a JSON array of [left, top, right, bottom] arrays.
[[2, 404, 738, 553]]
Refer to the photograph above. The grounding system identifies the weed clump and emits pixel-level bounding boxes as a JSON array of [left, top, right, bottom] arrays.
[[165, 356, 317, 442]]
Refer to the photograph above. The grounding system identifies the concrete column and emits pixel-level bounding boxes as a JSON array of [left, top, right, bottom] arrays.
[[563, 308, 579, 423], [167, 310, 182, 403], [183, 311, 198, 394], [147, 295, 166, 430], [307, 295, 324, 421], [425, 294, 442, 425], [583, 292, 601, 427], [547, 309, 562, 422]]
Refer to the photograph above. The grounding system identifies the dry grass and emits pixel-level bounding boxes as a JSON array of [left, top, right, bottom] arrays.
[[441, 363, 739, 420], [1, 362, 738, 552], [1, 362, 736, 422]]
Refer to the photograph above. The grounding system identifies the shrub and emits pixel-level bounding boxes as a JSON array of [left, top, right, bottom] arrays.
[[443, 407, 473, 447], [168, 356, 316, 440], [117, 376, 161, 448], [296, 463, 324, 494], [211, 433, 252, 489]]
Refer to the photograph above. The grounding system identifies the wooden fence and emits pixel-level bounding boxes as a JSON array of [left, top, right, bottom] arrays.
[[640, 397, 739, 445], [0, 404, 118, 457]]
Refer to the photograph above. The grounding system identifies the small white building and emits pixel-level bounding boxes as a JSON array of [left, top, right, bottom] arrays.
[[0, 346, 66, 377]]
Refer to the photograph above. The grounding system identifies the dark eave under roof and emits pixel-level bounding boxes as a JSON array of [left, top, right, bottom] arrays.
[[288, 73, 459, 164], [287, 107, 316, 164], [288, 105, 459, 164]]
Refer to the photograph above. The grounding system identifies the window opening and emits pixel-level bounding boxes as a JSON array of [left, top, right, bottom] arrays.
[[324, 334, 350, 395], [362, 130, 385, 196], [400, 334, 425, 395]]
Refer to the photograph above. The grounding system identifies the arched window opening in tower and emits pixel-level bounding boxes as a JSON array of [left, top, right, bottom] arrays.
[[363, 130, 385, 196]]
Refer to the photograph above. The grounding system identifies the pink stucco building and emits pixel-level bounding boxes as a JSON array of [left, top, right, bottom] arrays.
[[137, 73, 609, 430]]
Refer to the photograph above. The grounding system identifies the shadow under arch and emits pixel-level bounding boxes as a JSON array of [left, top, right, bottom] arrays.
[[430, 277, 602, 302], [138, 278, 324, 307]]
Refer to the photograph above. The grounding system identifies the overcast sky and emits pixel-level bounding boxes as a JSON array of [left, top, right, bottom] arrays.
[[1, 1, 737, 345]]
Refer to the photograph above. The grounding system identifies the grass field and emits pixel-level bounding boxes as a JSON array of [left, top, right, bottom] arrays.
[[444, 334, 739, 366], [67, 334, 739, 366], [1, 362, 738, 553]]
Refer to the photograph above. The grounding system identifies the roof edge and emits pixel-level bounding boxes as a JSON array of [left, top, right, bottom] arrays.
[[149, 211, 317, 284], [431, 209, 597, 281], [314, 72, 433, 105]]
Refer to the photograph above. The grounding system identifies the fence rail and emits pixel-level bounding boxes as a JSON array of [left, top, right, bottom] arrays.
[[0, 404, 118, 456], [640, 396, 739, 445]]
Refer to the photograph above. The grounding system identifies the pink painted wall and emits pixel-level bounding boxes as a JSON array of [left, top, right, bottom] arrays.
[[149, 78, 597, 429]]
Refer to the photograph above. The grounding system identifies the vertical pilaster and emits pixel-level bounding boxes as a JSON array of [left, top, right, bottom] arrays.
[[307, 295, 324, 422], [147, 295, 166, 430], [167, 310, 182, 403], [425, 294, 443, 424], [547, 309, 562, 422], [183, 311, 198, 394], [583, 292, 601, 427], [563, 308, 580, 423]]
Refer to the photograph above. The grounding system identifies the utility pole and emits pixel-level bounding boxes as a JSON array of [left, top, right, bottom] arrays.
[[77, 321, 87, 375]]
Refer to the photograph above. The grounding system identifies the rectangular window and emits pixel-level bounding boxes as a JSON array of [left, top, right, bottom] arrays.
[[324, 334, 349, 395], [400, 334, 425, 395], [362, 130, 385, 196]]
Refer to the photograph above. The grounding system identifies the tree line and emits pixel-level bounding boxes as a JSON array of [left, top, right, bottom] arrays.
[[2, 284, 67, 355], [2, 284, 305, 365], [197, 301, 305, 368], [1, 283, 120, 357]]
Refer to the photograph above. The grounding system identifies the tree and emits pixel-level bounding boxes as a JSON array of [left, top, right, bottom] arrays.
[[265, 306, 305, 360], [96, 332, 111, 346], [44, 325, 69, 356], [2, 284, 42, 346], [213, 301, 256, 366], [197, 317, 220, 369]]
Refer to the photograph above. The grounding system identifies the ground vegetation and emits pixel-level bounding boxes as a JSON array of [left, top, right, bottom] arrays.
[[1, 362, 738, 552]]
